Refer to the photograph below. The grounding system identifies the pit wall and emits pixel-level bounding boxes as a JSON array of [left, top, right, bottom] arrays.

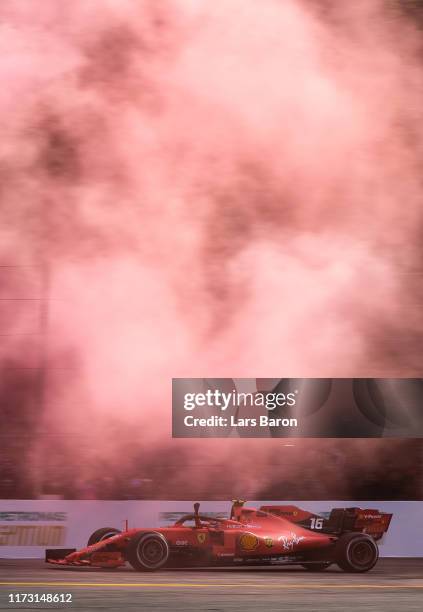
[[0, 500, 421, 558]]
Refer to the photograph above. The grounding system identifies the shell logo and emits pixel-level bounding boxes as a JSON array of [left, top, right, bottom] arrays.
[[239, 533, 259, 551]]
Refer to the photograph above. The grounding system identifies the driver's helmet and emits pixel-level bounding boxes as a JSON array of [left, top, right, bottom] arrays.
[[230, 499, 246, 520]]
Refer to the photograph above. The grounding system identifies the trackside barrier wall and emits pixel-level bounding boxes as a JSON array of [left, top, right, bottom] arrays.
[[0, 500, 421, 558]]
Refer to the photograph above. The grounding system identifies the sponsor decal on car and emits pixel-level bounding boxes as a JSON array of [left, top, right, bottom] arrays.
[[278, 532, 305, 551], [175, 540, 188, 546], [264, 537, 273, 548], [228, 523, 261, 529], [360, 514, 382, 519], [197, 533, 207, 544], [239, 533, 259, 551]]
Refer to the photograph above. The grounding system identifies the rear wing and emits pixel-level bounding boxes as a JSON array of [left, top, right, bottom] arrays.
[[260, 505, 392, 540], [349, 508, 392, 539]]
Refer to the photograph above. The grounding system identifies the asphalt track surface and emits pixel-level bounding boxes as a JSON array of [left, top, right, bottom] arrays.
[[0, 559, 422, 611]]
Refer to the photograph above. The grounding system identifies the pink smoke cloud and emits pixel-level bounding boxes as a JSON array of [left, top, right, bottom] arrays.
[[1, 0, 422, 498]]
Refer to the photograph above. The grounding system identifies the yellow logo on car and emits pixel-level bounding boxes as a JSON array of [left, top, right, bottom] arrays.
[[197, 533, 207, 544], [239, 533, 259, 551]]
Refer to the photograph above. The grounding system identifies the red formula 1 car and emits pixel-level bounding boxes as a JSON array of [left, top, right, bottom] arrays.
[[46, 500, 392, 573]]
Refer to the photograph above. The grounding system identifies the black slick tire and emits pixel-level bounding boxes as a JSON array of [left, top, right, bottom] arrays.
[[87, 527, 121, 547], [126, 532, 170, 571], [336, 532, 379, 572]]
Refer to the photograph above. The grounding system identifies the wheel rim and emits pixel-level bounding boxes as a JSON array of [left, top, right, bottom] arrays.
[[138, 538, 167, 568], [349, 540, 376, 568]]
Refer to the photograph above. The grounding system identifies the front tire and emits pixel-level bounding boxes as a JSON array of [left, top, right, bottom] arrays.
[[87, 527, 121, 547], [127, 532, 169, 571], [301, 563, 331, 571], [336, 533, 379, 573]]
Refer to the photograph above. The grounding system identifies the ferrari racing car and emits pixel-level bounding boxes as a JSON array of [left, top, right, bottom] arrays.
[[46, 500, 392, 573]]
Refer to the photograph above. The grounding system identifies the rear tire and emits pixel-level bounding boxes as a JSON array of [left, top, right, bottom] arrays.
[[301, 563, 331, 571], [127, 532, 169, 571], [87, 527, 121, 547], [336, 533, 379, 572]]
